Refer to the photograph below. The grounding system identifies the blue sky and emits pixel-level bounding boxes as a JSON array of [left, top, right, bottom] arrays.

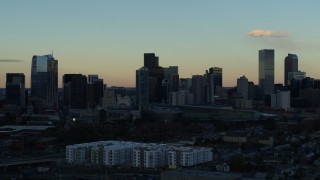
[[1, 0, 319, 87]]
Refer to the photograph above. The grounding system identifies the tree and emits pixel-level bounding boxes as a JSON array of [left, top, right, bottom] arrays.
[[230, 155, 247, 171], [4, 112, 16, 125], [99, 109, 107, 124]]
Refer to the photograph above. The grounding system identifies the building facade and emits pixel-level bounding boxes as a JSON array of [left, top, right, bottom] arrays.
[[136, 67, 149, 109], [210, 67, 222, 95], [6, 73, 25, 107], [284, 54, 298, 86], [163, 66, 179, 103], [31, 54, 58, 108], [63, 74, 87, 109], [66, 141, 213, 168], [144, 53, 159, 68], [237, 75, 248, 100], [87, 74, 104, 108], [276, 91, 291, 110], [287, 71, 305, 85], [259, 49, 274, 95], [204, 69, 215, 104], [192, 75, 205, 104]]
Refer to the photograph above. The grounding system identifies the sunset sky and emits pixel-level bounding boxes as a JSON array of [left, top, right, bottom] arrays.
[[1, 0, 319, 88]]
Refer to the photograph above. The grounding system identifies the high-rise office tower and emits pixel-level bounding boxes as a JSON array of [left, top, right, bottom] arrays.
[[204, 69, 215, 104], [31, 54, 58, 108], [6, 73, 25, 107], [209, 67, 222, 95], [144, 53, 159, 68], [192, 75, 205, 104], [164, 66, 179, 92], [284, 54, 298, 86], [248, 81, 254, 100], [180, 78, 192, 91], [63, 74, 87, 109], [143, 53, 165, 103], [163, 66, 179, 102], [237, 75, 248, 100], [259, 49, 275, 95], [88, 75, 99, 83], [87, 74, 104, 108], [288, 71, 305, 86], [136, 67, 149, 109]]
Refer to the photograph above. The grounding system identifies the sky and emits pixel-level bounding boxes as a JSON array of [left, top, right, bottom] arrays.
[[0, 0, 319, 88]]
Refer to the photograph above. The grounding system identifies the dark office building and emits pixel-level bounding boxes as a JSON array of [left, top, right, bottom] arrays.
[[144, 53, 159, 68], [87, 75, 104, 108], [284, 54, 298, 86], [142, 53, 165, 103], [180, 78, 192, 91], [302, 77, 314, 90], [314, 79, 320, 89], [136, 67, 149, 109], [31, 54, 58, 108], [163, 66, 179, 103], [149, 67, 165, 103], [248, 81, 255, 100], [209, 67, 222, 95], [290, 79, 302, 98], [192, 75, 205, 104], [204, 69, 215, 104], [63, 74, 87, 109], [259, 49, 274, 95], [6, 73, 25, 107], [254, 85, 264, 101]]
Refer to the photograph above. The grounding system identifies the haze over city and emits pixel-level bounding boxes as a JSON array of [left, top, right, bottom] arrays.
[[1, 0, 319, 87]]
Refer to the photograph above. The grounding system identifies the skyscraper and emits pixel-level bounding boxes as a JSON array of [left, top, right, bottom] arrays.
[[284, 54, 298, 86], [144, 53, 159, 68], [143, 53, 165, 103], [136, 67, 149, 109], [88, 75, 99, 83], [259, 49, 274, 95], [87, 74, 104, 108], [209, 67, 222, 95], [31, 54, 58, 108], [6, 73, 25, 107], [163, 66, 179, 102], [204, 69, 215, 104], [192, 75, 205, 104], [288, 71, 305, 86], [237, 75, 248, 100], [179, 78, 192, 91], [63, 74, 87, 109]]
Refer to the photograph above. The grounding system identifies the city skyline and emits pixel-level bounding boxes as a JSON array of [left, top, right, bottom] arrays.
[[1, 1, 319, 88]]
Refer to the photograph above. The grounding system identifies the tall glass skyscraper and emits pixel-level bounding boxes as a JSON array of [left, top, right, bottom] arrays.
[[284, 53, 298, 86], [259, 49, 274, 95], [209, 67, 222, 95], [31, 54, 58, 108]]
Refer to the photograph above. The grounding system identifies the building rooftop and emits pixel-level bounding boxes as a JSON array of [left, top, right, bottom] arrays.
[[162, 169, 242, 180], [0, 125, 55, 131]]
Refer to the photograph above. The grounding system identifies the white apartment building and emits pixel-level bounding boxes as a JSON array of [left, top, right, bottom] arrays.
[[102, 142, 137, 166], [66, 142, 102, 164], [66, 141, 213, 168], [167, 150, 177, 167], [179, 147, 213, 167]]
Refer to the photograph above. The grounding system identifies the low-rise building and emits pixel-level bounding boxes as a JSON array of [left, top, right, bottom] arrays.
[[161, 169, 242, 180], [66, 141, 213, 168]]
